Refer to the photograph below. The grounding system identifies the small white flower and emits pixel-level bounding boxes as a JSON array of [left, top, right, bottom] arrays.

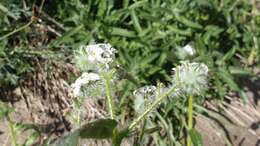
[[84, 43, 117, 65], [85, 45, 105, 62], [172, 61, 208, 95], [183, 44, 195, 56], [176, 44, 196, 59], [71, 72, 101, 96], [76, 43, 117, 72]]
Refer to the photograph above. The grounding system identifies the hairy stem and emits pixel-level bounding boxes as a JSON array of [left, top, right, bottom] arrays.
[[128, 85, 179, 131], [187, 95, 193, 146], [104, 74, 115, 119]]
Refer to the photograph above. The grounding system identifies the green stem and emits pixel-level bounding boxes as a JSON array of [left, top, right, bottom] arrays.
[[104, 75, 115, 119], [128, 85, 179, 131], [187, 95, 193, 146], [7, 116, 16, 146]]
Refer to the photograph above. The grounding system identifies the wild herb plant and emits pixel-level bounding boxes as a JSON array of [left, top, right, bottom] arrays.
[[0, 0, 258, 145], [51, 43, 209, 146]]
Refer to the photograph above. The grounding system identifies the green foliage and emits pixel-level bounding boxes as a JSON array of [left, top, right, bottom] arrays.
[[44, 0, 257, 100]]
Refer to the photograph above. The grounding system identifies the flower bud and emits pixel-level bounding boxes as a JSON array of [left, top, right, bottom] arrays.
[[172, 61, 208, 95]]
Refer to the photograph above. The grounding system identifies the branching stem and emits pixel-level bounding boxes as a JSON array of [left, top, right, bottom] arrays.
[[128, 84, 179, 131]]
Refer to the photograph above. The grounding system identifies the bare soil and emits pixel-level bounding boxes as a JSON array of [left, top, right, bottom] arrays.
[[196, 78, 260, 146]]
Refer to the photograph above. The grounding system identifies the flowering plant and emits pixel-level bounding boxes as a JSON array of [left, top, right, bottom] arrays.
[[52, 43, 209, 146]]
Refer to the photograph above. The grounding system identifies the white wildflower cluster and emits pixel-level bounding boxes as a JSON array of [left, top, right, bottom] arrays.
[[176, 44, 196, 59], [84, 43, 116, 65], [76, 43, 117, 72], [172, 61, 208, 95], [71, 43, 117, 97]]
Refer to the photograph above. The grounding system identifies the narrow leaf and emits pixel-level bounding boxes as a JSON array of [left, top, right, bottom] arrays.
[[189, 129, 203, 146], [0, 3, 18, 20], [51, 25, 84, 46], [130, 9, 142, 34], [110, 27, 136, 37], [51, 130, 80, 146]]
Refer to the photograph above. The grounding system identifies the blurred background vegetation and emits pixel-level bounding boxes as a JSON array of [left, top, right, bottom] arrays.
[[0, 0, 259, 145]]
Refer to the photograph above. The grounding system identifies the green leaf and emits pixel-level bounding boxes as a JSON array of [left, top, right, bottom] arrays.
[[0, 102, 14, 120], [130, 9, 142, 34], [140, 53, 159, 68], [218, 68, 239, 91], [218, 47, 236, 65], [189, 129, 203, 146], [144, 126, 161, 134], [195, 0, 213, 7], [79, 119, 118, 139], [97, 0, 107, 17], [51, 130, 80, 146], [23, 132, 40, 146], [228, 66, 251, 75], [51, 25, 84, 46], [167, 25, 192, 36], [0, 3, 18, 20], [128, 1, 148, 9], [110, 27, 137, 37], [14, 123, 42, 133], [239, 90, 248, 104], [176, 16, 203, 29], [112, 128, 130, 146]]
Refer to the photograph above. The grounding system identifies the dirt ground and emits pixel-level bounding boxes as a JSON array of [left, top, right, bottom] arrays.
[[195, 78, 260, 146]]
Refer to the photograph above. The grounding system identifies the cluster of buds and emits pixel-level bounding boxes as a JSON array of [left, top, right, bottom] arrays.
[[75, 43, 117, 72], [72, 43, 117, 97], [172, 61, 208, 95], [83, 43, 117, 69]]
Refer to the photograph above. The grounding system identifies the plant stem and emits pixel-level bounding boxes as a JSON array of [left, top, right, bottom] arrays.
[[128, 85, 179, 131], [0, 0, 46, 40], [6, 115, 16, 146], [187, 95, 193, 146], [0, 20, 33, 41], [104, 74, 115, 119]]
